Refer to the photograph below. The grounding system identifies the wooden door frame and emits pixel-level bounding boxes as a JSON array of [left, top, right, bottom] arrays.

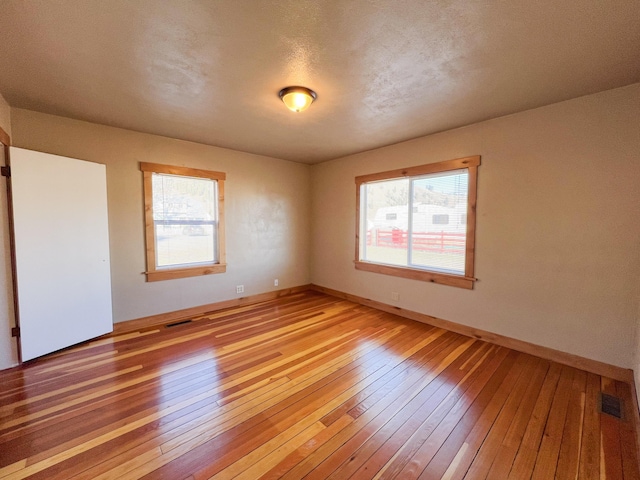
[[0, 125, 22, 362]]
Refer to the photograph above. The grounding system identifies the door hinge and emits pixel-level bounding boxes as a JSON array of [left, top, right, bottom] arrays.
[[1, 166, 10, 177], [11, 327, 20, 337]]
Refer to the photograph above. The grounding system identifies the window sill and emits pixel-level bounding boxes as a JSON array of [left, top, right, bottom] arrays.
[[354, 260, 475, 289], [145, 263, 227, 282]]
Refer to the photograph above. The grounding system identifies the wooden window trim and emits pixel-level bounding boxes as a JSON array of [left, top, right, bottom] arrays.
[[355, 155, 480, 289], [141, 162, 226, 282], [140, 162, 226, 181]]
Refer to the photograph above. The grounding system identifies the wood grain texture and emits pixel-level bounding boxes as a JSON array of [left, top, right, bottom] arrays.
[[464, 162, 478, 278], [145, 264, 227, 282], [0, 290, 637, 479], [139, 162, 225, 181], [311, 284, 635, 383], [353, 261, 474, 289], [142, 170, 157, 276], [354, 156, 480, 185]]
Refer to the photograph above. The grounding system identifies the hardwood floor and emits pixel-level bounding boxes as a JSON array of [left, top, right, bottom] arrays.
[[0, 291, 638, 479]]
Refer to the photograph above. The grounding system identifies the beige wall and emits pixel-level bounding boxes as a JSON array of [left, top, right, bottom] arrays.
[[0, 93, 18, 369], [9, 109, 311, 327], [311, 83, 640, 369]]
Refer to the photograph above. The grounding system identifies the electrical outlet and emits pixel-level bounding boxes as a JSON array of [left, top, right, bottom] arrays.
[[274, 279, 279, 287], [391, 292, 399, 301], [236, 285, 244, 294]]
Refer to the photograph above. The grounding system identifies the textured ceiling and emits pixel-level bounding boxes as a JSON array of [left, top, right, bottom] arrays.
[[0, 0, 638, 164]]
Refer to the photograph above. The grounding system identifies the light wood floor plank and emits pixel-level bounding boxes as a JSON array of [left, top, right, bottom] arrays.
[[0, 291, 636, 480], [579, 373, 603, 480], [531, 365, 576, 479], [507, 362, 563, 479], [617, 381, 640, 479], [341, 343, 501, 479], [430, 352, 532, 480]]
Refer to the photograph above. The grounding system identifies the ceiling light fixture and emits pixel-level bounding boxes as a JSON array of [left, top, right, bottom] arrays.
[[278, 86, 317, 113]]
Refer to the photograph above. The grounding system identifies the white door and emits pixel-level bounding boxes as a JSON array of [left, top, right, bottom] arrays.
[[10, 147, 113, 361]]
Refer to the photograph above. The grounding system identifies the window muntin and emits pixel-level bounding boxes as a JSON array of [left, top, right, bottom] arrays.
[[141, 163, 226, 281], [355, 156, 479, 289]]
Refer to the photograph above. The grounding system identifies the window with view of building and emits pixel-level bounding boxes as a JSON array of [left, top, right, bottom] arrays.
[[140, 162, 226, 281], [355, 156, 480, 289]]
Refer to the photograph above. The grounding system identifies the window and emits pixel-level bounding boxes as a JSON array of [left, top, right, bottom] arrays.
[[356, 156, 480, 289], [140, 162, 226, 281]]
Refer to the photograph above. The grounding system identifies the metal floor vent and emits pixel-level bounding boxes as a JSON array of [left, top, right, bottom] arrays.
[[599, 393, 623, 419], [166, 319, 193, 328]]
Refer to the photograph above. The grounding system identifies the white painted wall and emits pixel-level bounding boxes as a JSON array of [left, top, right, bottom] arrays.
[[311, 84, 640, 369], [9, 109, 311, 325], [0, 92, 18, 369]]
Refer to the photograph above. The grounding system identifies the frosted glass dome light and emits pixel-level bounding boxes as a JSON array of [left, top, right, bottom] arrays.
[[278, 86, 317, 113]]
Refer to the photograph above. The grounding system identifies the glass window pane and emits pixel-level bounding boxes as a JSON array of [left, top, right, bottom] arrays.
[[361, 178, 409, 267], [410, 170, 467, 274], [152, 173, 218, 267]]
